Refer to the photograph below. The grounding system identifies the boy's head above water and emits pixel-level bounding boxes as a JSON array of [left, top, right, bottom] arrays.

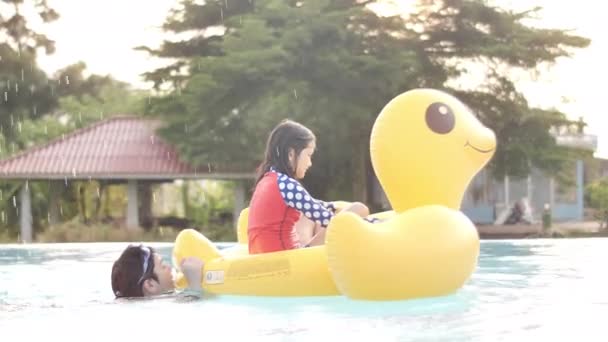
[[111, 245, 175, 298]]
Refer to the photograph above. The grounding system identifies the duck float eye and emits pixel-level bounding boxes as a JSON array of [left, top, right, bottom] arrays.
[[425, 102, 455, 134]]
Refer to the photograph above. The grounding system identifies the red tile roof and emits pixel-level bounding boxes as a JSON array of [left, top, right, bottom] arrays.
[[0, 116, 254, 180]]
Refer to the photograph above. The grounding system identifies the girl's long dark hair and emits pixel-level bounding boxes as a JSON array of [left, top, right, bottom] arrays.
[[255, 119, 315, 185]]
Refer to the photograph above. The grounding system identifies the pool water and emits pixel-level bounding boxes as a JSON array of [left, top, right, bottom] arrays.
[[1, 239, 607, 341]]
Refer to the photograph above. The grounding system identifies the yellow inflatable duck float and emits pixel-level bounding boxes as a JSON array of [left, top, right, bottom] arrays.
[[172, 88, 495, 301], [325, 88, 496, 300]]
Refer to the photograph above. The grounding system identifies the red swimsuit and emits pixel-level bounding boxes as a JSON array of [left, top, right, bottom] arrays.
[[247, 169, 336, 254]]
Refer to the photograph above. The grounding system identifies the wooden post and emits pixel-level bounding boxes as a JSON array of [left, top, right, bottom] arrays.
[[20, 182, 33, 243], [48, 180, 60, 225], [233, 181, 246, 232], [127, 179, 139, 230]]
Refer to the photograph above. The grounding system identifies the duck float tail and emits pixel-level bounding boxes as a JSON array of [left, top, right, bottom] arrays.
[[325, 88, 496, 301]]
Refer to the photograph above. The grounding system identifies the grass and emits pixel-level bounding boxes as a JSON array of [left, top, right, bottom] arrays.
[[0, 220, 236, 243]]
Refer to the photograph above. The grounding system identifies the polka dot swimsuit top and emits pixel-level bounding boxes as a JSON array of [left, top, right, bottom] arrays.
[[273, 168, 336, 228]]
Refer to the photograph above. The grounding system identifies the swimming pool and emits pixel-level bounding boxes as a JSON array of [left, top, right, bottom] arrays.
[[1, 238, 607, 341]]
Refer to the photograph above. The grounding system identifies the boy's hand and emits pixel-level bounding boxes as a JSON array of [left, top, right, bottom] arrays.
[[180, 257, 204, 291]]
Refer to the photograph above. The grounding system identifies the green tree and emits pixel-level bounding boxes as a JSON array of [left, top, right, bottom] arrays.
[[0, 0, 59, 141], [141, 0, 590, 202]]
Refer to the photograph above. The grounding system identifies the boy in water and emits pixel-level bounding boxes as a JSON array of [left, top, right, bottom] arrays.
[[111, 244, 204, 300]]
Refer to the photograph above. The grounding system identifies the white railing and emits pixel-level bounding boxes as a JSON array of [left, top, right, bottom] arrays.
[[554, 134, 598, 151]]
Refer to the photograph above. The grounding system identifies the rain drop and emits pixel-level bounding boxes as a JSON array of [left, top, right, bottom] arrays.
[[153, 193, 157, 203], [25, 180, 28, 191], [220, 8, 224, 21], [96, 187, 100, 198], [10, 114, 13, 126], [17, 122, 22, 133], [1, 211, 4, 223], [12, 196, 16, 207], [65, 76, 70, 85], [0, 189, 3, 200], [44, 124, 48, 135], [64, 177, 68, 187], [225, 0, 228, 8], [4, 92, 7, 102], [72, 168, 76, 177], [33, 106, 37, 116], [78, 112, 82, 123], [21, 69, 24, 81], [15, 83, 18, 93], [293, 89, 297, 99], [60, 204, 64, 216]]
